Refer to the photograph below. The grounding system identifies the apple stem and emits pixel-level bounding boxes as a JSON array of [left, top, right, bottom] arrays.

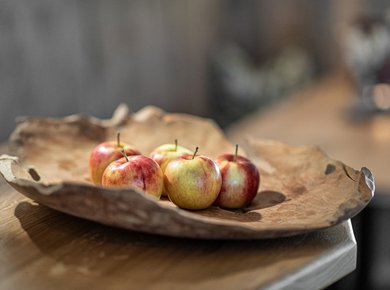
[[192, 147, 199, 159], [175, 139, 178, 151], [234, 144, 238, 162], [121, 149, 129, 162], [117, 131, 121, 147]]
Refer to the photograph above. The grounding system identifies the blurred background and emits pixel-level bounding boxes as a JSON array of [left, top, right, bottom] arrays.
[[0, 0, 390, 289], [0, 0, 379, 140]]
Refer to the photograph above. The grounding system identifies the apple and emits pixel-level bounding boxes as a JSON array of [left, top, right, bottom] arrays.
[[149, 140, 193, 195], [214, 145, 260, 209], [102, 151, 163, 199], [164, 147, 222, 210], [89, 132, 141, 184], [149, 140, 193, 172]]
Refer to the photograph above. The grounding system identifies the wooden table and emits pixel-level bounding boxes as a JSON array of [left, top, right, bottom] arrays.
[[0, 144, 356, 290], [227, 72, 389, 201], [227, 72, 389, 289]]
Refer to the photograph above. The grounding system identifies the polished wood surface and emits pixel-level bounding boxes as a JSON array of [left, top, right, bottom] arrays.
[[0, 143, 357, 290], [228, 73, 390, 194]]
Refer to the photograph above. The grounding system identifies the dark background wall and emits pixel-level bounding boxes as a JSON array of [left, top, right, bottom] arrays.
[[0, 0, 373, 141]]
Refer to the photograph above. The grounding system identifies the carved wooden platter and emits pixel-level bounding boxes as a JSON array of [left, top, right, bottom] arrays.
[[0, 105, 375, 239]]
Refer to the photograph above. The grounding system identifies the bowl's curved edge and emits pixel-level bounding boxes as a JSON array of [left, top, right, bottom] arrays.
[[8, 103, 130, 158], [1, 105, 376, 240], [329, 166, 375, 226], [0, 154, 325, 240], [246, 138, 375, 228]]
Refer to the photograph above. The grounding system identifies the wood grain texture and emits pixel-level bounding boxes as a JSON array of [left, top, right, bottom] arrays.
[[0, 105, 374, 239], [0, 157, 357, 289], [227, 73, 389, 193]]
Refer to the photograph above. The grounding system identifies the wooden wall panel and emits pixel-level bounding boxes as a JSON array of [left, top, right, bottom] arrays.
[[0, 1, 363, 141], [0, 0, 221, 141]]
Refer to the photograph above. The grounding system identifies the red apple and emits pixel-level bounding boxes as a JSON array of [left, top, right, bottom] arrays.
[[149, 140, 193, 195], [102, 152, 163, 199], [164, 147, 222, 210], [89, 132, 141, 184], [214, 145, 260, 209]]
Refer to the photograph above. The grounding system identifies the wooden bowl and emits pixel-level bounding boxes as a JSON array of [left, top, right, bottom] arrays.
[[0, 104, 374, 239]]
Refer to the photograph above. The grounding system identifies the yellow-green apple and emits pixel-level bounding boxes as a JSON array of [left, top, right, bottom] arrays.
[[164, 147, 222, 210], [102, 151, 163, 199], [89, 132, 141, 184], [214, 145, 260, 209], [149, 140, 193, 172], [149, 140, 193, 195]]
